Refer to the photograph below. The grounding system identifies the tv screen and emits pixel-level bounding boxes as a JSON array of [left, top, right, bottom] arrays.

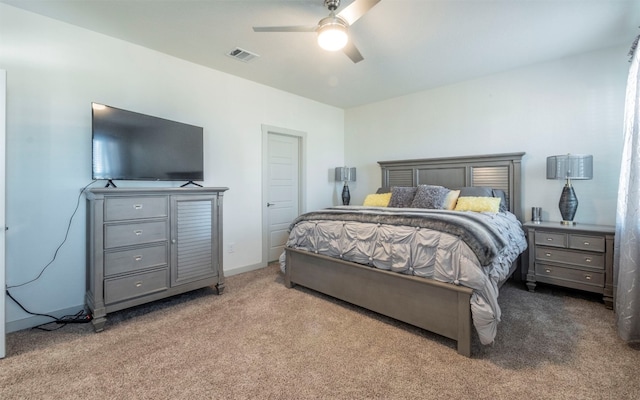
[[91, 103, 204, 183]]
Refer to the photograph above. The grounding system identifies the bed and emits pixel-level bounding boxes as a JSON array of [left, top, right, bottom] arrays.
[[281, 152, 526, 356]]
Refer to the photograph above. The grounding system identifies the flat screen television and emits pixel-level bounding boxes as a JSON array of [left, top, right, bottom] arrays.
[[92, 103, 204, 185]]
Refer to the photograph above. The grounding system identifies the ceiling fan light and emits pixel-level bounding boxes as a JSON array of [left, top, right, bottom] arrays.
[[317, 20, 348, 51]]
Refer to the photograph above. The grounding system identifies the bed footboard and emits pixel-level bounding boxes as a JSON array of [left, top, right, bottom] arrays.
[[285, 248, 474, 357]]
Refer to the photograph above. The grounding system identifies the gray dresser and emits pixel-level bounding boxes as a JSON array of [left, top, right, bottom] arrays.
[[85, 187, 228, 331], [524, 221, 615, 308]]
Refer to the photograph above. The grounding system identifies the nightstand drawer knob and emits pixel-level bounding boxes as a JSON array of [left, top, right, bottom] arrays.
[[545, 253, 552, 257], [134, 255, 143, 261], [584, 241, 590, 246], [545, 268, 552, 273], [134, 230, 143, 236], [585, 275, 592, 280], [585, 258, 592, 263], [133, 204, 143, 210], [547, 238, 553, 242]]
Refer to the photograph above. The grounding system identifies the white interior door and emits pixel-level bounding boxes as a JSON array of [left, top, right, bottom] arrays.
[[1, 69, 7, 358], [262, 125, 305, 264]]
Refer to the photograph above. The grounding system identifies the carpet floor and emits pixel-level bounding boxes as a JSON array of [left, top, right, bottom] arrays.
[[1, 263, 639, 399]]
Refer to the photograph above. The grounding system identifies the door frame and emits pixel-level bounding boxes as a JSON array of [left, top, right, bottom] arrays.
[[1, 69, 6, 358], [261, 124, 306, 266]]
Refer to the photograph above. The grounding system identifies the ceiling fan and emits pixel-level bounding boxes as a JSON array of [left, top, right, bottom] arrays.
[[253, 0, 382, 63]]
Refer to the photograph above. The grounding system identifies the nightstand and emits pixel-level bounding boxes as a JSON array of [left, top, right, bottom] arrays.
[[523, 221, 615, 308]]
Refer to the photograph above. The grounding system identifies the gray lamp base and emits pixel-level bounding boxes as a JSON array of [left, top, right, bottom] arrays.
[[341, 183, 351, 205], [559, 183, 578, 224]]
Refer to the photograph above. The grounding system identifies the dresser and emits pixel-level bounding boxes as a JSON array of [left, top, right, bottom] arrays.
[[85, 187, 228, 331], [524, 221, 615, 308]]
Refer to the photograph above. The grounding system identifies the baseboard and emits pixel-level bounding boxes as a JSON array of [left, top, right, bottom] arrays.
[[6, 304, 87, 333], [224, 262, 266, 277]]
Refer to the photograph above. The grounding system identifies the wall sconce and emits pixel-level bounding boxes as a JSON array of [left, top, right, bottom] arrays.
[[335, 166, 356, 205], [546, 154, 593, 225]]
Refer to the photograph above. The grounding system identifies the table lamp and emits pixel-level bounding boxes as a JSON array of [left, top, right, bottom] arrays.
[[335, 166, 356, 205], [546, 154, 593, 225]]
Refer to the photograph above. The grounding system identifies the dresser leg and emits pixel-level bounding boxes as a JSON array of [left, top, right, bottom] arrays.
[[215, 283, 225, 295], [91, 315, 106, 332]]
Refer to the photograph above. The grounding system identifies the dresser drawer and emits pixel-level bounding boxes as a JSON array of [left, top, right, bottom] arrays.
[[535, 247, 604, 269], [568, 234, 605, 252], [534, 231, 567, 248], [105, 196, 168, 221], [104, 243, 168, 277], [105, 220, 168, 249], [104, 268, 169, 304], [535, 263, 604, 292]]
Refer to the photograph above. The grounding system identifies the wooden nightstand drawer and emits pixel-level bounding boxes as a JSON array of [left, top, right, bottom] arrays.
[[105, 196, 168, 221], [568, 234, 605, 252], [535, 263, 604, 292], [534, 247, 604, 269], [534, 231, 567, 248]]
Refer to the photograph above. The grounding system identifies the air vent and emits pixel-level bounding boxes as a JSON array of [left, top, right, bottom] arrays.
[[227, 47, 260, 63]]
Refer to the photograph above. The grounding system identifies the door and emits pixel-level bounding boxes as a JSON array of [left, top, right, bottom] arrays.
[[262, 125, 305, 264], [170, 195, 217, 286], [1, 69, 6, 358]]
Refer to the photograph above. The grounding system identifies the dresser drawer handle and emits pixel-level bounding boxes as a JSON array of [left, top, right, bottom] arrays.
[[546, 238, 553, 242], [133, 204, 143, 210], [583, 241, 590, 246], [585, 274, 592, 280], [134, 255, 143, 261], [585, 257, 592, 263], [545, 252, 552, 257], [135, 281, 143, 288], [134, 230, 143, 236], [545, 268, 552, 274]]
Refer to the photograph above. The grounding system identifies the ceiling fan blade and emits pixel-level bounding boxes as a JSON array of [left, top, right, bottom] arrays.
[[337, 0, 381, 26], [343, 41, 364, 63], [253, 26, 317, 33]]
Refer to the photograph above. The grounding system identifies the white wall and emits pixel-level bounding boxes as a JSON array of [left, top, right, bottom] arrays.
[[345, 46, 629, 226], [0, 4, 345, 330]]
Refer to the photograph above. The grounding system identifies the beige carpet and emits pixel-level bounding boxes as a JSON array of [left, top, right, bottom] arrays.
[[2, 263, 639, 399]]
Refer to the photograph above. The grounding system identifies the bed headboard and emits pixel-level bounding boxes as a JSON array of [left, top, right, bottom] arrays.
[[378, 152, 525, 221]]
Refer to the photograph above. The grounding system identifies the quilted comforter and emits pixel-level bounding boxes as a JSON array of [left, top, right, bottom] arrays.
[[280, 206, 527, 345]]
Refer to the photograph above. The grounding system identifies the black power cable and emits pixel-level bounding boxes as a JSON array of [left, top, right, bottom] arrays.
[[7, 180, 97, 289], [6, 180, 98, 330], [6, 289, 92, 331]]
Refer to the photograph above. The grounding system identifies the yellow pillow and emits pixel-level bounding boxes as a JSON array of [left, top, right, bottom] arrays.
[[443, 190, 460, 210], [363, 192, 392, 207], [454, 196, 501, 213]]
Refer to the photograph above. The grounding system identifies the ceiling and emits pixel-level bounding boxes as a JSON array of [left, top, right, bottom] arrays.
[[2, 0, 639, 108]]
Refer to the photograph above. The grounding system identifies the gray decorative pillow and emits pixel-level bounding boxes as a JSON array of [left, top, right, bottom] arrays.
[[388, 186, 417, 208], [492, 189, 509, 213], [410, 185, 450, 209]]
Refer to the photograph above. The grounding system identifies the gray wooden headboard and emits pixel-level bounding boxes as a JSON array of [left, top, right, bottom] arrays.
[[378, 152, 525, 221]]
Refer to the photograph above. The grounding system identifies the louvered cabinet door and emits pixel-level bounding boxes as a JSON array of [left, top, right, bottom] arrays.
[[170, 195, 219, 286]]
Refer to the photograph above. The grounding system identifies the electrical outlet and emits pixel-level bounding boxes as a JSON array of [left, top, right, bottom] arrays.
[[228, 243, 235, 253]]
